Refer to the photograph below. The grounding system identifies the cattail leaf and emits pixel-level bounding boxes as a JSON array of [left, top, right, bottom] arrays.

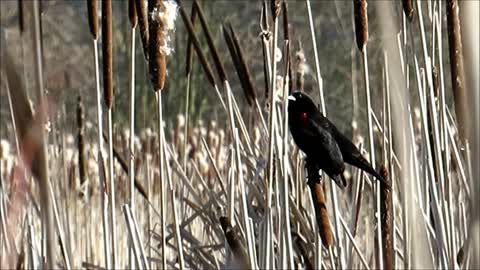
[[194, 0, 227, 82], [87, 0, 98, 39], [353, 0, 368, 52], [186, 3, 197, 76], [102, 0, 113, 108], [177, 0, 216, 87]]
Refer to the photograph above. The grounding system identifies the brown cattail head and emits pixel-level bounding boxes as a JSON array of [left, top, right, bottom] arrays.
[[306, 161, 333, 248], [148, 0, 167, 92], [87, 0, 98, 39], [402, 0, 414, 22], [77, 95, 87, 185], [135, 0, 149, 60], [271, 0, 281, 20], [102, 0, 113, 109], [18, 0, 24, 34], [128, 0, 138, 28], [186, 3, 197, 76], [379, 164, 394, 269], [353, 0, 368, 52], [282, 0, 289, 41]]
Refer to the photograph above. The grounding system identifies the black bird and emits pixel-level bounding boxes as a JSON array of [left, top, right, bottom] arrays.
[[288, 91, 388, 188]]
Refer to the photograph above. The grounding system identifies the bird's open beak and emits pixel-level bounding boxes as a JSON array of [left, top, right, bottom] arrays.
[[288, 95, 296, 101]]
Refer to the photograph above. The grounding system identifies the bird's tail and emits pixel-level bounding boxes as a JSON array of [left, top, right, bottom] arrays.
[[349, 156, 391, 189], [333, 174, 347, 189]]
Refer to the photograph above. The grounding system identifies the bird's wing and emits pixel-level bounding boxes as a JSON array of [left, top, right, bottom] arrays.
[[329, 122, 390, 188], [306, 114, 344, 168]]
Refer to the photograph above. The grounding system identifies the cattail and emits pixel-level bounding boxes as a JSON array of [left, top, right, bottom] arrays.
[[353, 0, 368, 52], [77, 95, 87, 186], [219, 216, 250, 269], [148, 0, 167, 91], [185, 3, 197, 76], [223, 23, 256, 107], [446, 0, 468, 141], [135, 0, 149, 60], [176, 0, 216, 87], [148, 0, 177, 92], [128, 0, 137, 28], [270, 0, 281, 20], [306, 162, 333, 248], [18, 0, 24, 34], [380, 165, 394, 269], [402, 0, 414, 22], [194, 0, 227, 82], [102, 0, 113, 109]]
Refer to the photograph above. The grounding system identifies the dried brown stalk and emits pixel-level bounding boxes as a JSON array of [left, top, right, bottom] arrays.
[[353, 0, 368, 52], [135, 0, 149, 60], [380, 165, 394, 269], [282, 0, 294, 93], [402, 0, 414, 22], [102, 0, 113, 109], [148, 0, 167, 92], [446, 0, 468, 142], [128, 0, 137, 28]]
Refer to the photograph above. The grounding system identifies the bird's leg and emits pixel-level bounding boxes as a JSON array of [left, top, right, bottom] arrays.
[[305, 158, 321, 186]]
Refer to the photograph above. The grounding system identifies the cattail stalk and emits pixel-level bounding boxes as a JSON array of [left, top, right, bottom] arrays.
[[127, 0, 137, 267], [264, 1, 280, 268], [354, 1, 383, 268], [446, 0, 468, 142], [380, 166, 394, 269], [31, 2, 54, 268], [148, 0, 167, 92], [87, 0, 110, 267], [102, 0, 116, 267], [307, 0, 344, 267], [306, 0, 325, 112]]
